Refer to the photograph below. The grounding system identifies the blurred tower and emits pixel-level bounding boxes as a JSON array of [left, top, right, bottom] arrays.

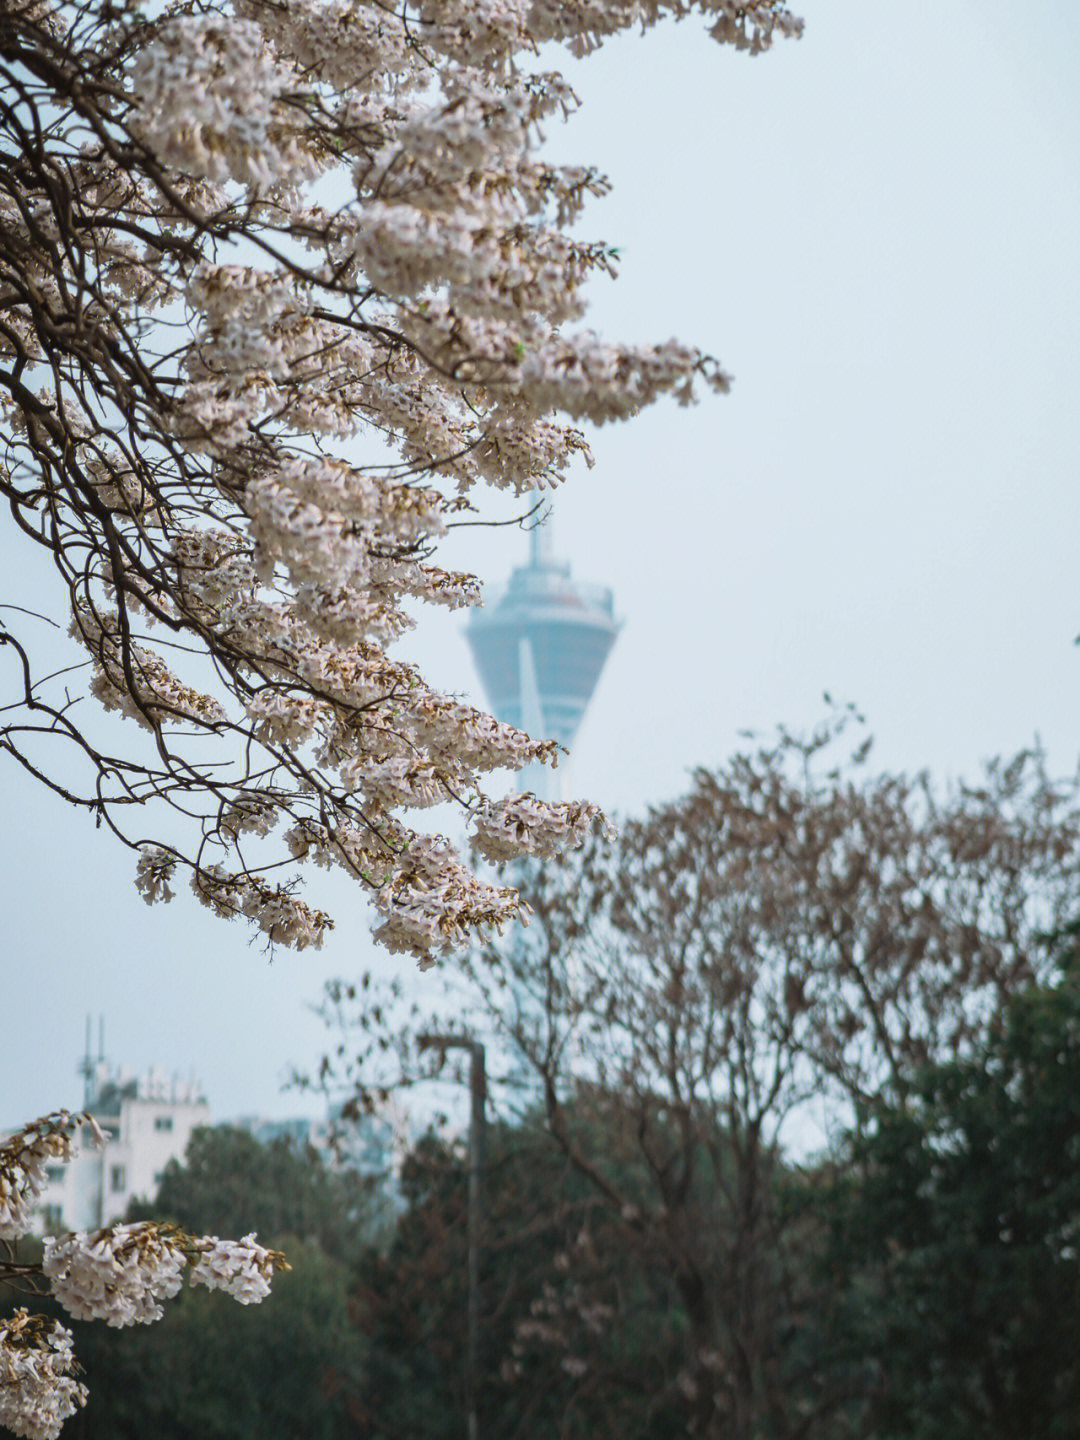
[[465, 518, 620, 798], [465, 516, 619, 1108]]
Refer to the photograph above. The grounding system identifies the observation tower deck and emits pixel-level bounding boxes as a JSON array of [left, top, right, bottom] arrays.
[[465, 520, 620, 798]]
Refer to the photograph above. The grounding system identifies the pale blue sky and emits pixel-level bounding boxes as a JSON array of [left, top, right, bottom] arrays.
[[3, 0, 1079, 1124]]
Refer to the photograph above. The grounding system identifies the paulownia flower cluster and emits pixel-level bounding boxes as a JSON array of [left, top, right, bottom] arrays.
[[0, 0, 800, 961], [0, 1113, 287, 1439]]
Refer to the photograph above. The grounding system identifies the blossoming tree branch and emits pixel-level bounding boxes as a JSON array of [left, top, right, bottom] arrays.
[[0, 1113, 288, 1438], [0, 0, 799, 960], [0, 0, 798, 1430]]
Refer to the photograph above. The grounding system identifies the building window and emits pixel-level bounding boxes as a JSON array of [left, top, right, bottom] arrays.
[[110, 1165, 127, 1193], [154, 1116, 174, 1132], [41, 1204, 63, 1231], [45, 1165, 66, 1184]]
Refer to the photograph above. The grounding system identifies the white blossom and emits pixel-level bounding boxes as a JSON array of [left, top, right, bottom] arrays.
[[371, 835, 521, 965], [0, 1116, 82, 1242], [70, 609, 228, 731], [130, 17, 324, 188], [469, 794, 605, 863], [43, 1225, 186, 1328], [0, 1315, 87, 1440], [1, 1207, 286, 1437], [134, 847, 177, 905], [188, 1235, 276, 1304]]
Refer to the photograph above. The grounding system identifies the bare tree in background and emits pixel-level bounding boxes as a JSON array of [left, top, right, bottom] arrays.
[[327, 720, 1080, 1439]]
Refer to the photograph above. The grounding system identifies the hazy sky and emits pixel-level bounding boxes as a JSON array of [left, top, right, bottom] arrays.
[[3, 0, 1079, 1127]]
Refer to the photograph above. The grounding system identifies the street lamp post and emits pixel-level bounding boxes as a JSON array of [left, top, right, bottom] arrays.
[[418, 1034, 487, 1440]]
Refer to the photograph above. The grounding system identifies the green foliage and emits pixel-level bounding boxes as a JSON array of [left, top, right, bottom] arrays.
[[817, 950, 1080, 1438], [69, 1237, 361, 1440], [325, 733, 1080, 1439], [59, 1125, 373, 1440], [352, 1106, 822, 1440], [129, 1124, 380, 1263]]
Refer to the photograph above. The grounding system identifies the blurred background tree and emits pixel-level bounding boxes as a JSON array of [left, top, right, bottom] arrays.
[[326, 725, 1080, 1440], [351, 1115, 693, 1440], [812, 930, 1080, 1439], [13, 728, 1080, 1440]]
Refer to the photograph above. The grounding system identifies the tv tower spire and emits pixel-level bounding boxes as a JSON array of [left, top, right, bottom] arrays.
[[465, 512, 620, 798], [465, 512, 619, 1106]]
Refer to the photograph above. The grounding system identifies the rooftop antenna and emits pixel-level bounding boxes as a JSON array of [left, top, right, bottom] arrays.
[[78, 1016, 94, 1108], [78, 1015, 107, 1108]]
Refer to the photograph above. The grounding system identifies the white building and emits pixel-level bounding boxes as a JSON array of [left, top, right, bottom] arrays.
[[24, 1066, 208, 1234], [9, 1054, 421, 1238]]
